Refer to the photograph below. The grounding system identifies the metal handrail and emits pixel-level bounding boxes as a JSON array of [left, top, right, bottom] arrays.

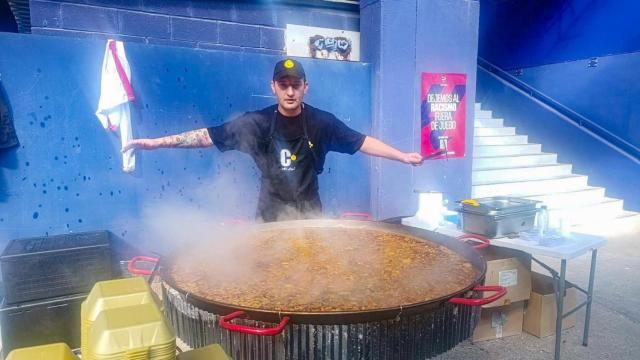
[[478, 57, 640, 162]]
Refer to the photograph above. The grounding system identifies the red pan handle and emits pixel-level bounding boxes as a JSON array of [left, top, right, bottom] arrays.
[[449, 285, 507, 306], [219, 311, 290, 336], [127, 256, 159, 276], [457, 233, 490, 250], [340, 212, 373, 221]]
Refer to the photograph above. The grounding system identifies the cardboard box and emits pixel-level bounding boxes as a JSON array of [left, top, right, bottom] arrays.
[[473, 301, 524, 342], [482, 246, 532, 308], [523, 272, 577, 338]]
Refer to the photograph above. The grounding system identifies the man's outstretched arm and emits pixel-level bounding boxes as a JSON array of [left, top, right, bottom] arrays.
[[359, 136, 423, 166], [122, 128, 213, 152]]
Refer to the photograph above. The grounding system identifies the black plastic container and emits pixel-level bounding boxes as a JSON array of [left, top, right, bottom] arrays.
[[0, 230, 112, 304], [0, 293, 86, 357]]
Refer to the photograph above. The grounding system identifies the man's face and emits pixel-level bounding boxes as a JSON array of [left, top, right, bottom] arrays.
[[271, 76, 308, 114]]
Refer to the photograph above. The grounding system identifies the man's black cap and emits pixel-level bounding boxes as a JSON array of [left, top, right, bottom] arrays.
[[273, 58, 306, 81]]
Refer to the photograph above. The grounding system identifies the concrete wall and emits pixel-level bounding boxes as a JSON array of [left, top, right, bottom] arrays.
[[0, 1, 18, 32], [476, 67, 640, 211], [30, 0, 359, 55], [477, 0, 639, 203], [515, 52, 640, 154], [361, 0, 480, 219], [0, 33, 371, 251], [478, 0, 640, 70]]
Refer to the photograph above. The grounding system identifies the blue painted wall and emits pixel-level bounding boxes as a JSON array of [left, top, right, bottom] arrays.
[[0, 33, 371, 250], [413, 0, 479, 209], [477, 0, 639, 208], [29, 0, 359, 55], [361, 0, 479, 219], [0, 1, 18, 33], [515, 52, 640, 153], [476, 67, 640, 211], [479, 0, 640, 70]]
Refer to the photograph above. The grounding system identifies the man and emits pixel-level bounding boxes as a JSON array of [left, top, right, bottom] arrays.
[[123, 58, 423, 222]]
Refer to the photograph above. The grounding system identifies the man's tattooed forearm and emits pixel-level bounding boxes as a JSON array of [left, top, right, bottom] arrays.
[[161, 129, 212, 148]]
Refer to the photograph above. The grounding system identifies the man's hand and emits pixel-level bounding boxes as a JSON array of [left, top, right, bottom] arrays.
[[122, 138, 160, 153], [402, 152, 424, 166]]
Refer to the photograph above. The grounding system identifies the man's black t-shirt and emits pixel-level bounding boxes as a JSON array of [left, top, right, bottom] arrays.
[[207, 104, 366, 175], [275, 110, 304, 140]]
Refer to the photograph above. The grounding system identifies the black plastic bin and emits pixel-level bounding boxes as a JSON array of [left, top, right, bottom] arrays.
[[0, 230, 112, 304], [0, 292, 86, 357]]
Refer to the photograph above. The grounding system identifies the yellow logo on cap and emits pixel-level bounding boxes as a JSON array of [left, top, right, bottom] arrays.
[[290, 154, 297, 161], [284, 59, 295, 69]]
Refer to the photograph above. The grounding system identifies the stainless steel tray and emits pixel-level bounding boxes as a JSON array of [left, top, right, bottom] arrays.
[[457, 196, 540, 238], [459, 196, 539, 216]]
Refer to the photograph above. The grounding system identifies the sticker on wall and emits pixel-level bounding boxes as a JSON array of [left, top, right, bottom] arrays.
[[285, 24, 360, 61], [420, 73, 467, 159]]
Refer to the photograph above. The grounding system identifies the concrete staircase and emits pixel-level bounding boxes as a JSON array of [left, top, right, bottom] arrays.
[[472, 103, 640, 236]]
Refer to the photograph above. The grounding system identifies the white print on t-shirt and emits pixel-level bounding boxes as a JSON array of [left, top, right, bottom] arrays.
[[280, 149, 296, 171], [280, 149, 292, 167]]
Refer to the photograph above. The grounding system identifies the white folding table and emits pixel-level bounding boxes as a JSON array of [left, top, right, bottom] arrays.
[[489, 233, 606, 360], [402, 217, 607, 360]]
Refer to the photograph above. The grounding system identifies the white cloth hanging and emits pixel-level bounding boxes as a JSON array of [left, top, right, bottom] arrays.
[[95, 39, 136, 173]]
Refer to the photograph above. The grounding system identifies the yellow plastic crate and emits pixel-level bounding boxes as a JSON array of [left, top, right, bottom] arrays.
[[81, 277, 161, 358], [88, 302, 175, 360], [177, 345, 231, 360], [6, 343, 79, 360]]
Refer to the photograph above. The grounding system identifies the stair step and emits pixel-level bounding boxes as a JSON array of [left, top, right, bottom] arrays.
[[474, 144, 542, 157], [475, 118, 504, 127], [470, 104, 637, 238], [572, 211, 640, 236], [474, 135, 528, 145], [549, 198, 625, 228], [617, 211, 640, 221], [474, 127, 516, 136], [525, 187, 606, 208], [472, 164, 573, 184], [471, 175, 589, 198], [473, 153, 557, 169], [476, 110, 493, 118]]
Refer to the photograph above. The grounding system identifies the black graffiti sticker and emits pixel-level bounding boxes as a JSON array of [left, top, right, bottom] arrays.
[[308, 35, 352, 60]]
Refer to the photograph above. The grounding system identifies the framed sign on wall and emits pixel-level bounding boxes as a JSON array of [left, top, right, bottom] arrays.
[[420, 73, 467, 159], [285, 24, 360, 61]]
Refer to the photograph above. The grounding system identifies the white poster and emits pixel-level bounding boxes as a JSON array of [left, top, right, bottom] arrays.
[[285, 24, 360, 61]]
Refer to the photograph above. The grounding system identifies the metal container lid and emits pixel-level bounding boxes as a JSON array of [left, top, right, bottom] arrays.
[[458, 196, 539, 216], [1, 231, 110, 259]]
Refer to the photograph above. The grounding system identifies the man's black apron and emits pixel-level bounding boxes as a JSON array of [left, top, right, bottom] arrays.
[[257, 106, 321, 222]]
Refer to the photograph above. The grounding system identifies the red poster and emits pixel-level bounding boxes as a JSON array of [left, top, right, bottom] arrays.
[[420, 73, 466, 159]]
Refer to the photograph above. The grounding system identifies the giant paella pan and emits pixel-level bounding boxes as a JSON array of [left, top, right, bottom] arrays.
[[129, 219, 504, 359]]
